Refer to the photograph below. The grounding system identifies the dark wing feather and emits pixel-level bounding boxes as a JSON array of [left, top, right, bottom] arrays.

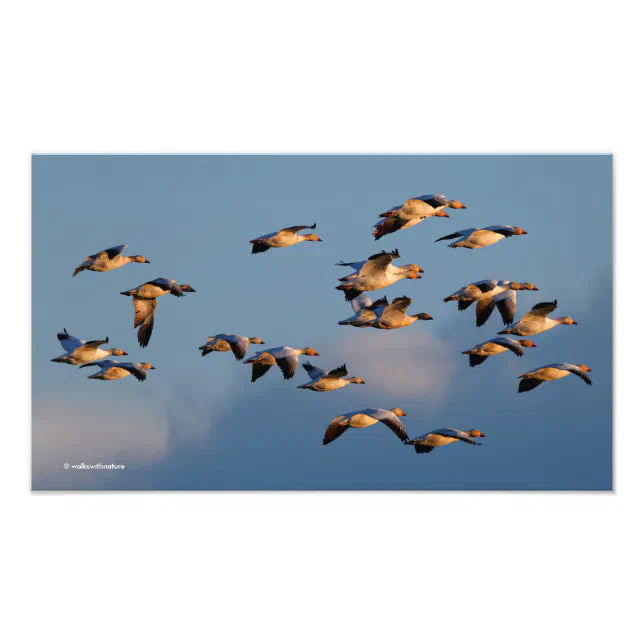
[[476, 298, 496, 327], [458, 300, 474, 311], [414, 444, 435, 454], [435, 232, 463, 242], [281, 223, 316, 234], [276, 355, 299, 380], [518, 379, 543, 393], [469, 354, 488, 367], [325, 364, 348, 379], [388, 296, 412, 314], [373, 216, 406, 240], [323, 422, 349, 446], [251, 241, 271, 254], [251, 361, 273, 382], [229, 340, 247, 361]]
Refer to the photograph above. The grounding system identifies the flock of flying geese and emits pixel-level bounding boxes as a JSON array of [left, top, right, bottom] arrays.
[[51, 193, 591, 455]]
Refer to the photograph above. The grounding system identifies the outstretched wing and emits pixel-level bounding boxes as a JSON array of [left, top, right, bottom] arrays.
[[302, 361, 328, 380], [518, 378, 544, 393], [524, 300, 558, 319], [363, 249, 400, 273], [367, 409, 408, 442], [350, 293, 372, 313], [276, 354, 300, 380], [323, 364, 348, 380], [79, 359, 117, 369], [491, 336, 524, 357], [323, 417, 349, 446], [472, 280, 499, 293], [458, 300, 474, 311], [120, 363, 148, 382], [494, 290, 517, 326], [387, 296, 412, 314], [133, 297, 157, 348], [476, 298, 496, 327], [82, 337, 109, 350], [251, 360, 274, 382], [468, 354, 488, 367], [435, 229, 474, 243], [281, 223, 316, 234], [563, 365, 593, 385], [95, 245, 127, 260], [228, 337, 250, 361], [57, 329, 84, 352], [432, 428, 479, 445]]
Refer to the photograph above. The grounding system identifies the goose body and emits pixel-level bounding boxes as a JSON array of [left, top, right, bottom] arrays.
[[406, 429, 486, 454], [50, 329, 128, 365], [335, 250, 424, 301], [366, 295, 433, 329], [443, 280, 539, 326], [435, 225, 528, 249], [72, 245, 149, 277], [323, 408, 408, 445], [337, 294, 389, 327], [373, 194, 466, 240], [199, 334, 265, 360], [297, 362, 365, 392], [120, 278, 196, 348], [498, 300, 577, 337], [462, 337, 537, 367], [518, 363, 592, 393], [80, 360, 155, 382], [250, 224, 322, 254], [243, 346, 320, 382]]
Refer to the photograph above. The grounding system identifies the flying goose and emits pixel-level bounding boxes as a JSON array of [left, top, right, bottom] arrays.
[[297, 362, 366, 392], [50, 329, 128, 365], [120, 278, 196, 348], [435, 225, 528, 249], [518, 363, 592, 393], [337, 294, 389, 327], [462, 337, 537, 367], [199, 334, 265, 360], [335, 249, 424, 301], [249, 224, 322, 254], [444, 280, 539, 326], [243, 346, 320, 382], [405, 429, 486, 454], [323, 408, 408, 446], [80, 360, 155, 382], [72, 245, 149, 277], [373, 194, 467, 240], [498, 300, 577, 337], [365, 295, 433, 330]]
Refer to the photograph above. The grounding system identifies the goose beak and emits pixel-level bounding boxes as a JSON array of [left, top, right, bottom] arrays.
[[479, 433, 486, 438], [572, 320, 578, 325], [437, 212, 450, 217], [401, 412, 407, 417], [418, 268, 425, 273], [144, 259, 150, 263], [122, 351, 128, 356]]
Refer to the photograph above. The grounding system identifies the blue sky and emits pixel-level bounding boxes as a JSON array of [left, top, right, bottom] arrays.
[[32, 155, 612, 490]]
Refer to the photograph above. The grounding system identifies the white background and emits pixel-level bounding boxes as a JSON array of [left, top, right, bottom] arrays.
[[1, 1, 641, 642]]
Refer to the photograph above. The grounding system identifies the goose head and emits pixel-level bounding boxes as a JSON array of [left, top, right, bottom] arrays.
[[415, 313, 433, 321], [561, 316, 578, 325], [519, 340, 537, 348], [131, 255, 150, 264], [469, 429, 486, 438], [577, 364, 592, 372], [302, 348, 320, 356], [347, 377, 366, 384], [140, 363, 155, 370], [514, 227, 528, 235], [249, 337, 265, 345], [389, 407, 407, 417], [179, 285, 196, 293], [447, 199, 467, 209], [520, 282, 539, 290], [303, 234, 323, 242], [112, 348, 129, 356]]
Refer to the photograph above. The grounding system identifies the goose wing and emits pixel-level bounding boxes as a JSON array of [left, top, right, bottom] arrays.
[[322, 364, 349, 381], [350, 293, 372, 313], [476, 298, 496, 327], [302, 361, 328, 380], [490, 336, 524, 357], [435, 229, 475, 243], [228, 336, 250, 361], [387, 296, 412, 315], [472, 280, 499, 293], [366, 409, 408, 442], [559, 363, 593, 385], [79, 359, 117, 369], [524, 300, 558, 319], [281, 223, 316, 234], [361, 249, 400, 275], [119, 362, 148, 382], [276, 352, 300, 380], [133, 297, 157, 348], [432, 428, 479, 445], [494, 290, 517, 326], [485, 225, 516, 237], [94, 244, 127, 260], [82, 337, 109, 350], [323, 415, 350, 446], [57, 329, 84, 352]]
